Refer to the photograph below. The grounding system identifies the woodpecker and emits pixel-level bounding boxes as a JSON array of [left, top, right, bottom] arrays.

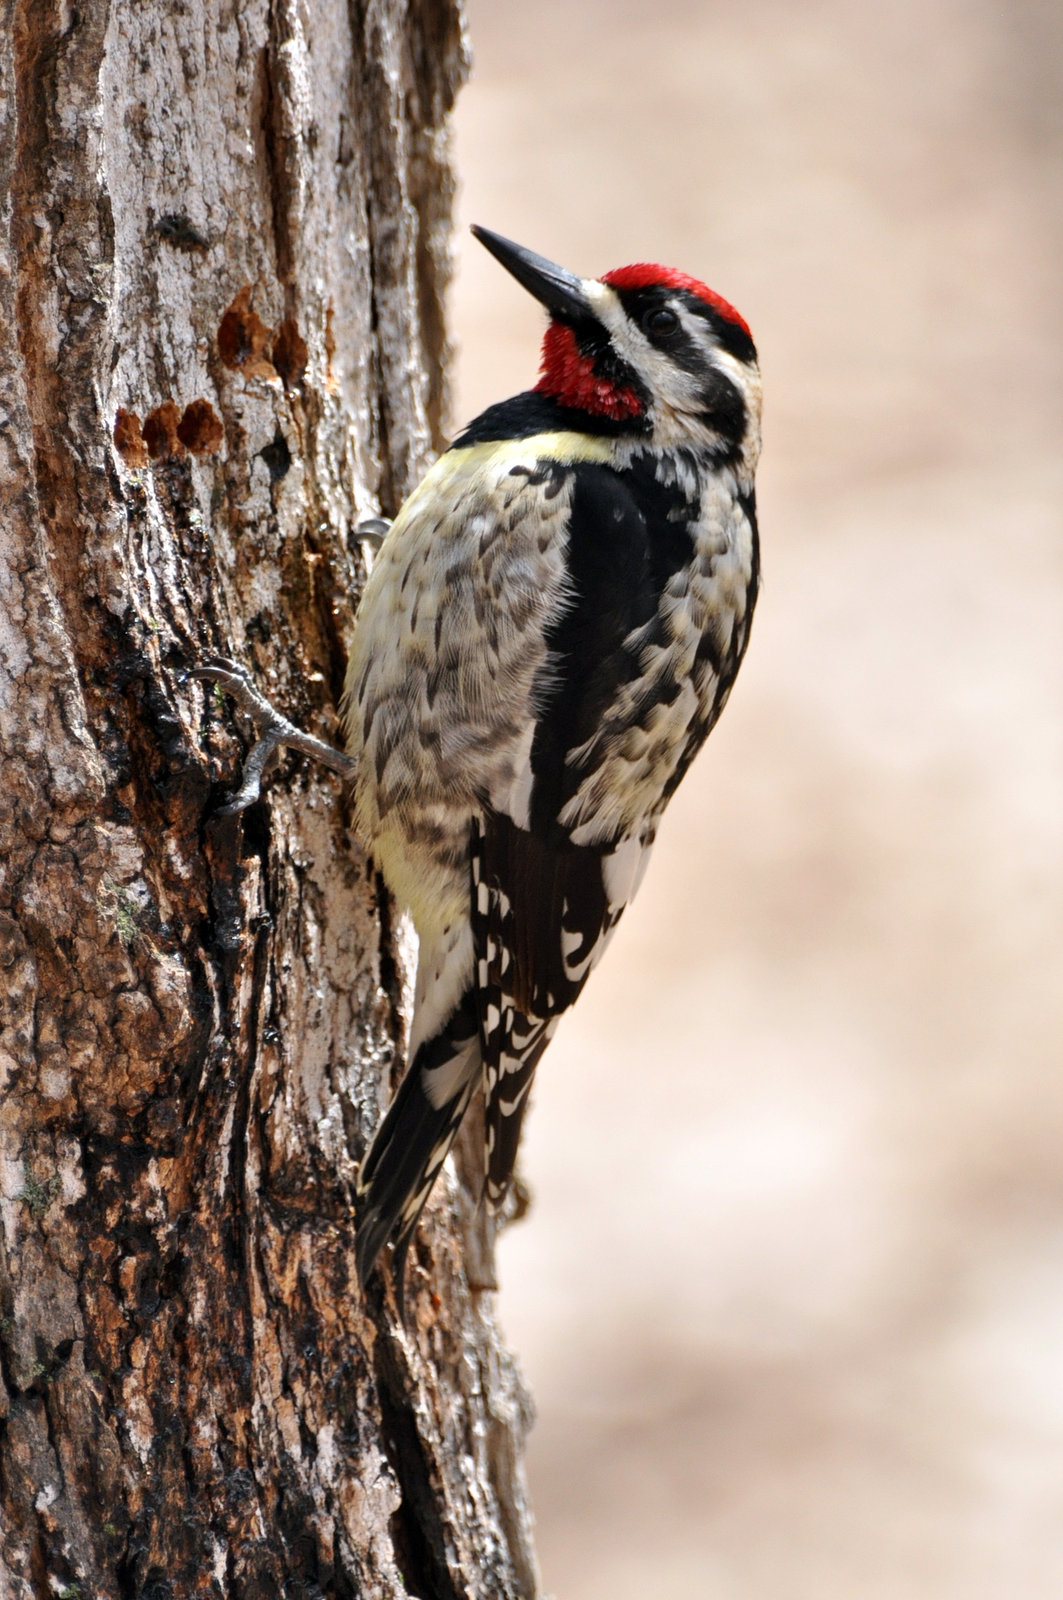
[[344, 225, 761, 1291]]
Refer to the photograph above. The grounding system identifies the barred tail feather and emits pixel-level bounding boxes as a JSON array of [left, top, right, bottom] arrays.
[[355, 990, 480, 1293], [483, 1021, 556, 1208]]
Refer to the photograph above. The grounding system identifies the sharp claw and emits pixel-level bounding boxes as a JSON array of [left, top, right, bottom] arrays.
[[214, 731, 278, 811], [355, 517, 391, 551], [191, 652, 357, 808], [191, 654, 249, 684], [192, 657, 277, 719]]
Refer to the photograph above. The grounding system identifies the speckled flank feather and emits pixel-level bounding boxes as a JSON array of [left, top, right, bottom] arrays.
[[345, 231, 761, 1290]]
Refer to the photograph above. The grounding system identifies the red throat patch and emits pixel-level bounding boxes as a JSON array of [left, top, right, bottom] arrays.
[[534, 321, 643, 421], [601, 262, 752, 340]]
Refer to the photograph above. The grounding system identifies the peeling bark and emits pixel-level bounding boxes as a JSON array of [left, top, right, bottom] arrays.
[[0, 2, 540, 1595]]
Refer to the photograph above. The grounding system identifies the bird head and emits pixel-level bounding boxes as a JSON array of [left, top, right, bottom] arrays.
[[472, 224, 761, 472]]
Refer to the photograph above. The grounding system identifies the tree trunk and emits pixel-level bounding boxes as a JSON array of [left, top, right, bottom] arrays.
[[0, 3, 539, 1596]]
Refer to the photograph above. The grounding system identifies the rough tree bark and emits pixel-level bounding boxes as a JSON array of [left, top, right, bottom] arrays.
[[0, 2, 540, 1596]]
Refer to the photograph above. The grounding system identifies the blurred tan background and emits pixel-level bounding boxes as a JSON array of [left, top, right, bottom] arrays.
[[447, 2, 1063, 1595]]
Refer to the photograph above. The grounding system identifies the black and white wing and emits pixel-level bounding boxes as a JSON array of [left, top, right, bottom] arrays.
[[472, 812, 653, 1203], [474, 460, 694, 1202]]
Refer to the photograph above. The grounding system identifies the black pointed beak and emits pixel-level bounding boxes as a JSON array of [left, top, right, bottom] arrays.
[[471, 225, 592, 322]]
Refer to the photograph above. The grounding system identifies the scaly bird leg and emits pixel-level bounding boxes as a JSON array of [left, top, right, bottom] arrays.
[[193, 653, 356, 813]]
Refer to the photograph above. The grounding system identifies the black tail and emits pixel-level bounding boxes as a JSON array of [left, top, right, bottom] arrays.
[[355, 996, 480, 1297]]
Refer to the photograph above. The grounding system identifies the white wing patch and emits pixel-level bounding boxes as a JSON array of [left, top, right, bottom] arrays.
[[420, 1030, 479, 1112], [491, 715, 537, 831], [602, 832, 655, 916], [407, 919, 475, 1061]]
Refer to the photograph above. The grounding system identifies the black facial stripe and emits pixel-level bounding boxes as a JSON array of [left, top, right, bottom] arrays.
[[569, 317, 652, 412], [698, 368, 747, 444], [674, 288, 757, 364], [614, 283, 757, 366], [612, 284, 702, 368], [610, 284, 751, 442], [691, 302, 756, 365], [646, 321, 706, 376]]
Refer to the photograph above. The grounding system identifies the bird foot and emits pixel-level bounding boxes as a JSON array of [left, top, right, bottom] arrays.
[[354, 516, 391, 550], [193, 653, 356, 812]]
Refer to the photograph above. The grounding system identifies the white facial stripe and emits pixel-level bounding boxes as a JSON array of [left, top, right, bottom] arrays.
[[583, 279, 672, 376], [581, 279, 727, 422], [708, 341, 759, 398]]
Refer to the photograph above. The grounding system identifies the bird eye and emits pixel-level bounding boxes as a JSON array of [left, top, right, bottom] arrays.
[[642, 306, 678, 336]]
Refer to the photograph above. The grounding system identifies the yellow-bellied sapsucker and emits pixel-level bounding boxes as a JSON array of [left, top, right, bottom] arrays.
[[345, 227, 761, 1287]]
